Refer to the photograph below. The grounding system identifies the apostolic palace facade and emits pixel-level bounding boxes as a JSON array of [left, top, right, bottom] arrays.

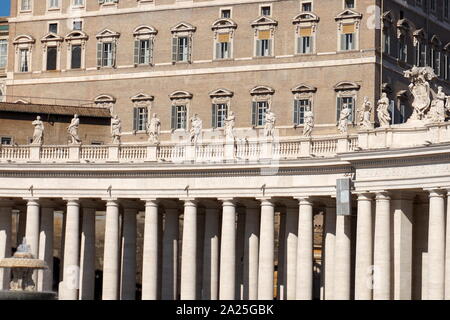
[[0, 0, 450, 300]]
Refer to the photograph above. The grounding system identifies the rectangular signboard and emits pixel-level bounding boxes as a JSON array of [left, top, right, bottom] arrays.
[[336, 178, 351, 216]]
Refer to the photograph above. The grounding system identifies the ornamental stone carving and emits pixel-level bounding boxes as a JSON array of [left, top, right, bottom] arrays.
[[404, 66, 437, 122], [31, 116, 44, 145], [427, 86, 448, 123], [111, 115, 122, 144], [338, 104, 351, 134], [377, 93, 391, 128], [224, 111, 236, 142], [68, 114, 81, 145], [359, 97, 373, 130], [147, 113, 161, 144], [190, 114, 202, 145], [264, 108, 276, 138], [303, 111, 314, 137]]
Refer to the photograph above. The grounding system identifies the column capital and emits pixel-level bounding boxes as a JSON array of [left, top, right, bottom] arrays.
[[24, 198, 40, 205], [425, 188, 446, 198], [181, 198, 197, 207], [218, 198, 236, 206], [374, 191, 390, 200], [103, 199, 119, 207], [64, 198, 80, 206], [356, 192, 374, 201], [144, 199, 159, 207], [295, 196, 313, 205], [256, 197, 275, 206]]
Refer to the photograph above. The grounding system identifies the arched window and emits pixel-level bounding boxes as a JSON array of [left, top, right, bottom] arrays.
[[293, 13, 319, 55], [96, 29, 120, 68], [291, 84, 316, 125], [209, 89, 233, 128], [169, 91, 193, 130], [65, 30, 88, 70], [251, 16, 277, 57], [13, 35, 35, 73], [335, 9, 362, 52], [131, 93, 154, 132], [171, 23, 196, 64], [133, 25, 157, 66], [211, 19, 237, 60], [250, 86, 275, 127], [334, 81, 360, 123], [94, 94, 115, 115]]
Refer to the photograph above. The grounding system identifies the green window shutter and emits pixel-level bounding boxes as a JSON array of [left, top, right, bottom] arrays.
[[211, 104, 217, 128], [310, 37, 314, 53], [149, 39, 154, 65], [256, 40, 261, 56], [172, 36, 178, 62], [133, 107, 138, 131], [268, 39, 273, 56], [297, 37, 302, 54], [216, 42, 221, 60], [111, 41, 117, 67], [97, 42, 102, 67], [171, 105, 176, 129], [182, 107, 187, 129], [187, 37, 192, 63], [252, 102, 257, 126], [341, 34, 346, 51], [293, 100, 299, 125], [134, 40, 139, 65], [336, 97, 342, 122]]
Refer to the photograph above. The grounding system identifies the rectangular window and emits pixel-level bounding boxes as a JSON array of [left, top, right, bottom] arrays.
[[416, 42, 427, 67], [49, 23, 58, 34], [133, 107, 148, 131], [171, 105, 187, 129], [445, 54, 450, 81], [138, 39, 151, 65], [216, 33, 231, 59], [212, 103, 228, 128], [261, 6, 271, 16], [256, 30, 272, 57], [383, 29, 390, 55], [252, 101, 269, 126], [100, 42, 114, 67], [173, 36, 190, 63], [73, 21, 82, 31], [71, 45, 81, 69], [398, 38, 407, 62], [301, 2, 312, 12], [431, 49, 441, 76], [46, 46, 57, 71], [221, 9, 231, 18], [294, 99, 310, 125], [344, 0, 355, 9], [1, 137, 12, 145], [341, 24, 355, 51], [298, 27, 313, 54], [336, 96, 355, 122], [19, 49, 29, 72], [0, 40, 7, 69], [21, 0, 31, 11], [73, 0, 84, 6], [49, 0, 59, 8]]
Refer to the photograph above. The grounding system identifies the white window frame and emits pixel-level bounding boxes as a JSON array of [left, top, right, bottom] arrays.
[[47, 0, 61, 12], [171, 23, 196, 64], [210, 88, 233, 129], [0, 39, 8, 70], [343, 0, 356, 9], [19, 0, 33, 13], [293, 13, 319, 56], [96, 29, 120, 69], [335, 9, 362, 52], [65, 30, 88, 70], [220, 7, 232, 19], [291, 84, 316, 126], [41, 33, 63, 72], [251, 16, 277, 58], [13, 35, 35, 73], [250, 86, 274, 128], [259, 4, 272, 17], [212, 18, 237, 61], [334, 82, 360, 124], [72, 0, 85, 7], [133, 26, 157, 66], [169, 91, 193, 132], [300, 1, 313, 12]]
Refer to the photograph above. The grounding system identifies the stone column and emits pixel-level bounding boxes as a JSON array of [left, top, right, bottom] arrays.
[[120, 204, 138, 300], [61, 199, 81, 300], [25, 198, 40, 286], [38, 204, 54, 292], [243, 205, 259, 300], [202, 208, 219, 300], [162, 208, 179, 300], [392, 194, 413, 300], [102, 200, 120, 300], [219, 199, 236, 300], [180, 199, 197, 300], [79, 203, 96, 300], [373, 192, 391, 300], [257, 199, 275, 300], [427, 189, 446, 300], [323, 203, 336, 300], [142, 199, 159, 300], [355, 193, 373, 300], [277, 209, 286, 300], [285, 205, 298, 300], [17, 209, 26, 246], [334, 214, 351, 300], [296, 197, 313, 300], [235, 209, 245, 300], [446, 191, 450, 300], [0, 201, 12, 290]]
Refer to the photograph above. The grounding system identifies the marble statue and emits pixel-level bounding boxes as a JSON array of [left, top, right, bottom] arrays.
[[190, 114, 203, 144], [111, 115, 122, 144], [338, 104, 351, 134], [31, 116, 44, 145], [359, 97, 373, 129], [377, 93, 391, 127], [67, 114, 81, 145], [428, 86, 447, 123], [264, 108, 276, 138], [224, 111, 236, 142], [404, 66, 436, 121], [147, 113, 161, 144], [303, 111, 314, 137]]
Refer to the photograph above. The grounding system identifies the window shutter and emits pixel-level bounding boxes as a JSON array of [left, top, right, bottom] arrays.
[[336, 97, 341, 122], [111, 41, 117, 68], [297, 37, 302, 54], [211, 104, 217, 128], [268, 39, 273, 56], [389, 100, 395, 124], [149, 39, 154, 65], [215, 42, 221, 60], [97, 42, 102, 67], [256, 39, 261, 56], [171, 105, 176, 129], [134, 40, 139, 65], [133, 107, 138, 131], [252, 102, 257, 126], [187, 37, 192, 63], [293, 100, 299, 125], [310, 37, 314, 53], [340, 34, 346, 51], [172, 36, 178, 62]]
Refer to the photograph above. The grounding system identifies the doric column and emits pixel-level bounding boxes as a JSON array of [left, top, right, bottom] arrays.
[[162, 207, 179, 300], [25, 198, 40, 286], [446, 190, 450, 300], [427, 189, 446, 300], [196, 210, 205, 299], [285, 204, 298, 300], [120, 202, 138, 300], [142, 199, 159, 300], [219, 198, 236, 300], [79, 202, 96, 300], [243, 204, 259, 300], [60, 199, 81, 300], [257, 198, 275, 300], [235, 209, 245, 300], [180, 199, 197, 300], [392, 193, 413, 300], [102, 199, 120, 300], [0, 200, 13, 290], [373, 192, 391, 300], [296, 197, 313, 300], [334, 214, 352, 300], [38, 202, 55, 292], [202, 207, 219, 300], [355, 193, 373, 300], [323, 203, 336, 300], [277, 209, 287, 300]]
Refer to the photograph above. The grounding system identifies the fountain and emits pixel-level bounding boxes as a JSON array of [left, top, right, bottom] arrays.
[[0, 240, 57, 300]]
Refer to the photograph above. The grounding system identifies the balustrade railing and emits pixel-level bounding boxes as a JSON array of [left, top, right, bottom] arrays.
[[119, 145, 147, 161], [40, 146, 70, 160], [80, 146, 109, 161], [0, 146, 30, 160]]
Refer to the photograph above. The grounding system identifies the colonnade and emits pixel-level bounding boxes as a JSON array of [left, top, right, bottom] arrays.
[[0, 189, 449, 300]]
